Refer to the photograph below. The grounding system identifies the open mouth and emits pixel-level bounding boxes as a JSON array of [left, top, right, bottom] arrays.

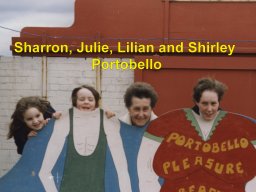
[[32, 123, 43, 129], [80, 106, 92, 110]]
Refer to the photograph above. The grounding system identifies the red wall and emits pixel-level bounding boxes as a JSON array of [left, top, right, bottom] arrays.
[[135, 56, 256, 118], [10, 1, 256, 117]]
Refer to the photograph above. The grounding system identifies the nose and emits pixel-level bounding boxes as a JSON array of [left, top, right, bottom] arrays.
[[206, 104, 213, 112], [138, 110, 145, 118], [84, 99, 89, 104], [32, 118, 39, 124]]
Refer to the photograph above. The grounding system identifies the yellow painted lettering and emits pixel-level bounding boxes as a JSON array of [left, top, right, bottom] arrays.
[[236, 162, 244, 174], [227, 140, 234, 150], [234, 138, 240, 149], [198, 185, 206, 192], [172, 160, 180, 172], [175, 135, 186, 146], [163, 162, 171, 174], [184, 138, 194, 149], [202, 143, 211, 153], [220, 141, 227, 152], [209, 188, 217, 192], [183, 158, 190, 170], [226, 163, 235, 174], [240, 138, 249, 149], [214, 163, 224, 174], [212, 143, 220, 153], [166, 132, 179, 143], [188, 185, 195, 192], [205, 158, 214, 170], [194, 156, 203, 166], [194, 141, 202, 151]]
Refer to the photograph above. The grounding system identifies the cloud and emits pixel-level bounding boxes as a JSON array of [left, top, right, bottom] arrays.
[[0, 0, 74, 13], [0, 0, 74, 56]]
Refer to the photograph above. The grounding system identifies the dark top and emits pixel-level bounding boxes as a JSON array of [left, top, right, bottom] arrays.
[[13, 104, 55, 154]]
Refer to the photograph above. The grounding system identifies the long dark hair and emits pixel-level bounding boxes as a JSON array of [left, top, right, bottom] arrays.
[[7, 97, 49, 139]]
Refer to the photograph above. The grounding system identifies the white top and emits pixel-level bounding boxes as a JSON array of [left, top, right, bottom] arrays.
[[192, 110, 220, 141], [119, 111, 158, 125]]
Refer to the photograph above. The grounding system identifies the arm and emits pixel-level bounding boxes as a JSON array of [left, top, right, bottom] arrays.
[[246, 176, 256, 192], [246, 145, 256, 191], [104, 116, 132, 192], [39, 114, 69, 192], [105, 110, 115, 119], [245, 116, 256, 192], [138, 136, 161, 192]]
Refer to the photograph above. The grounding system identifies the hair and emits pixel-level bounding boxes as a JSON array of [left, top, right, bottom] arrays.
[[8, 96, 49, 139], [71, 85, 101, 108], [124, 82, 158, 108], [193, 77, 228, 103]]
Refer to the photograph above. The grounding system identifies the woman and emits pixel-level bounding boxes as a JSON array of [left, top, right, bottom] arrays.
[[138, 77, 256, 192]]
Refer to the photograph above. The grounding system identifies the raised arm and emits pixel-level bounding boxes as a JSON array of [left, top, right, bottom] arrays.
[[39, 113, 69, 192], [138, 135, 161, 192], [104, 116, 132, 192], [244, 116, 256, 192]]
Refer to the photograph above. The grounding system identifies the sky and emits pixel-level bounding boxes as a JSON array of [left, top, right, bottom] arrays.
[[0, 0, 74, 56]]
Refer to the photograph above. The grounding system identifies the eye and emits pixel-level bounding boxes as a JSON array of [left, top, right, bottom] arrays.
[[201, 102, 208, 106], [133, 107, 141, 112], [88, 97, 94, 102], [143, 107, 150, 111], [26, 117, 33, 121], [78, 97, 85, 101]]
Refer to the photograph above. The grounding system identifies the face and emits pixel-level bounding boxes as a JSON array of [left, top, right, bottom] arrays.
[[128, 97, 152, 127], [196, 90, 220, 121], [76, 88, 96, 111], [23, 107, 44, 131]]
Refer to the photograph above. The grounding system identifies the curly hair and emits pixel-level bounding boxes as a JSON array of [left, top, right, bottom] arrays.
[[124, 82, 158, 108], [193, 77, 228, 103], [7, 97, 49, 139]]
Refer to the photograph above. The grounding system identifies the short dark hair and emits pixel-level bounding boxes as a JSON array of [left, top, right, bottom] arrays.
[[71, 85, 101, 108], [193, 77, 227, 103], [124, 82, 158, 108]]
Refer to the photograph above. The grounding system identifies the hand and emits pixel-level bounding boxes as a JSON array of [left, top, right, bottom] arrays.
[[52, 112, 62, 119], [28, 130, 37, 138], [43, 118, 50, 126], [105, 110, 115, 119]]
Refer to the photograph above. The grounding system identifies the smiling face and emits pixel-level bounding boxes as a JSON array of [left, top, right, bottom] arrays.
[[76, 88, 96, 111], [23, 107, 44, 131], [128, 97, 152, 127], [196, 90, 220, 121]]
